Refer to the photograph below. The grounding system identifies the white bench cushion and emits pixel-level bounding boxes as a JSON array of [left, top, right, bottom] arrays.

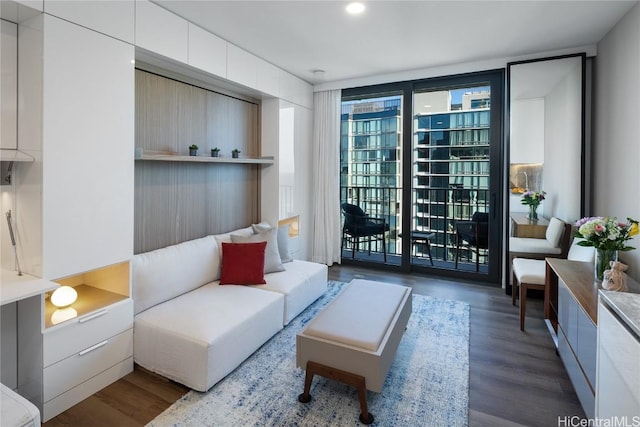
[[134, 283, 284, 391], [1, 383, 40, 427], [509, 237, 563, 255], [305, 280, 407, 351], [261, 260, 328, 325], [512, 258, 546, 285]]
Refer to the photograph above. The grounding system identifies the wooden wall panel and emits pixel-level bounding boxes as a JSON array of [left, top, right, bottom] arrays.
[[134, 70, 259, 253]]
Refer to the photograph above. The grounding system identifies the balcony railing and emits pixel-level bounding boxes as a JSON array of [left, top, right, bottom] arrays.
[[341, 185, 490, 269]]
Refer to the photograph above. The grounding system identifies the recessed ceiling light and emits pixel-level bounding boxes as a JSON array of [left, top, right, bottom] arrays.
[[346, 2, 365, 15]]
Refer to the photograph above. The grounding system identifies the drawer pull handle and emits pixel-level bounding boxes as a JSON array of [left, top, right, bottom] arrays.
[[79, 340, 108, 356], [78, 309, 108, 323]]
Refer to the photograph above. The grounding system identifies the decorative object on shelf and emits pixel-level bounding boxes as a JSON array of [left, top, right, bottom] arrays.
[[602, 260, 628, 291], [50, 285, 78, 308], [232, 149, 241, 159], [520, 190, 546, 221], [211, 147, 220, 157], [188, 144, 198, 156], [574, 216, 639, 281]]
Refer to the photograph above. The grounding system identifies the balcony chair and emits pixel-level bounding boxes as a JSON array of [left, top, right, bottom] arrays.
[[341, 203, 390, 263], [512, 238, 594, 331], [454, 211, 489, 272]]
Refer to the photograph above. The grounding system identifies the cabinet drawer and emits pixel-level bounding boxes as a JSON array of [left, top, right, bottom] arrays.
[[576, 306, 597, 389], [44, 328, 132, 401], [43, 356, 133, 422], [44, 299, 132, 367]]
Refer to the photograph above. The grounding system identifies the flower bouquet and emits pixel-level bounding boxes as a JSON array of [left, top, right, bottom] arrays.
[[574, 216, 639, 281], [521, 191, 546, 221]]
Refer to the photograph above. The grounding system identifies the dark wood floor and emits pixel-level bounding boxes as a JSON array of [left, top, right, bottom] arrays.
[[44, 264, 584, 427]]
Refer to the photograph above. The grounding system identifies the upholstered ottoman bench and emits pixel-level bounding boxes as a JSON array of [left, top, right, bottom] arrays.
[[296, 279, 412, 424]]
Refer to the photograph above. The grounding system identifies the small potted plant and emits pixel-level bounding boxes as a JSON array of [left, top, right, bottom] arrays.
[[232, 149, 241, 159], [211, 147, 221, 157], [188, 144, 198, 156]]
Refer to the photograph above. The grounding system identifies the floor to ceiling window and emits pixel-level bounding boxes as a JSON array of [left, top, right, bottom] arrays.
[[340, 71, 503, 283], [340, 94, 403, 264]]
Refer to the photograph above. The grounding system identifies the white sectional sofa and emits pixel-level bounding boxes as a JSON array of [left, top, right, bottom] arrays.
[[132, 226, 328, 392]]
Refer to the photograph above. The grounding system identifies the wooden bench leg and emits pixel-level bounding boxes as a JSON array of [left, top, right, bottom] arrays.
[[298, 360, 374, 425]]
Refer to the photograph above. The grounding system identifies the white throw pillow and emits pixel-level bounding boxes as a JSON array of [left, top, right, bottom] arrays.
[[231, 227, 285, 273], [252, 222, 293, 263]]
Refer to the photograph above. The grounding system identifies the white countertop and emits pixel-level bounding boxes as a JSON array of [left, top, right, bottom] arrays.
[[1, 269, 58, 306], [599, 290, 640, 337]]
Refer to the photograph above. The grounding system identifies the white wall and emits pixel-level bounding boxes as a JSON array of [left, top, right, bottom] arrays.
[[543, 61, 582, 223], [593, 2, 640, 280]]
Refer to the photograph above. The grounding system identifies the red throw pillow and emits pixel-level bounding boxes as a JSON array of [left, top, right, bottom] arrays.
[[220, 242, 267, 285]]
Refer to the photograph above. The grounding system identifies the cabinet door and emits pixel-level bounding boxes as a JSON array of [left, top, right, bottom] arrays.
[[227, 44, 257, 89], [188, 23, 226, 79], [558, 279, 578, 348], [1, 20, 17, 149], [44, 0, 134, 43], [576, 306, 597, 389], [135, 0, 188, 63], [597, 303, 640, 417], [256, 58, 280, 97], [41, 16, 134, 279]]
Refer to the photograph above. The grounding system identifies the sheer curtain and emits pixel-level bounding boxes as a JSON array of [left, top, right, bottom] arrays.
[[311, 89, 342, 265]]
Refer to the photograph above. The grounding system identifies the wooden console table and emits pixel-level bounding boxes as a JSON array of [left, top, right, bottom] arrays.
[[510, 212, 549, 238]]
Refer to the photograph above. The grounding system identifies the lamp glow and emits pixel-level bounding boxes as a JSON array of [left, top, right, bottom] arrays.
[[51, 307, 78, 325], [50, 286, 78, 308]]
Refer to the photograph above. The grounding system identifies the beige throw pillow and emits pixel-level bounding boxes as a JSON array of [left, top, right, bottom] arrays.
[[231, 227, 285, 273], [252, 223, 293, 263]]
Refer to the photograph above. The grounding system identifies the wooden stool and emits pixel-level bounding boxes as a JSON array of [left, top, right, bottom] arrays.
[[512, 257, 546, 331]]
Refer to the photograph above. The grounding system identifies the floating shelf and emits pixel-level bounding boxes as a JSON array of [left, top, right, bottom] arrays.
[[136, 153, 274, 165]]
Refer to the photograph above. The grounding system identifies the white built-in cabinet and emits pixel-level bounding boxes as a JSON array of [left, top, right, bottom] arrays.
[[20, 14, 135, 280], [133, 0, 312, 109], [14, 12, 134, 422]]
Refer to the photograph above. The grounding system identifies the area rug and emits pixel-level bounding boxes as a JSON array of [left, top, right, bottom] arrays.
[[147, 281, 470, 427]]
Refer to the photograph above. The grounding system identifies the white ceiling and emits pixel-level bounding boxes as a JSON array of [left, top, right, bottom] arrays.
[[154, 0, 637, 85]]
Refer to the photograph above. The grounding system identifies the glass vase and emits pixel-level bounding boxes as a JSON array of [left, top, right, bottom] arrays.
[[528, 205, 538, 221], [594, 248, 618, 282]]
